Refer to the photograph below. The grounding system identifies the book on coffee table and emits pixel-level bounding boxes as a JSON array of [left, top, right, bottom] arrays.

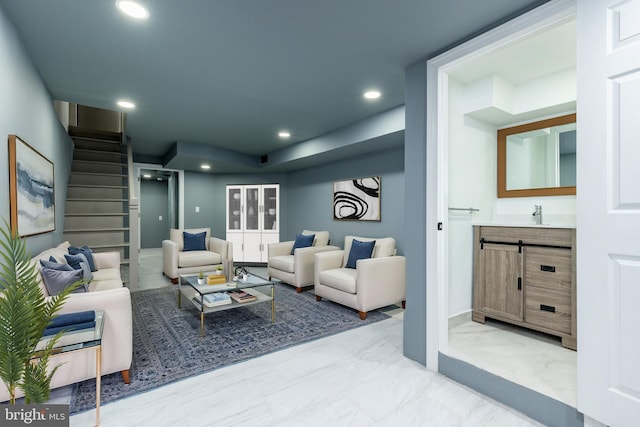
[[228, 290, 257, 303], [193, 292, 232, 307]]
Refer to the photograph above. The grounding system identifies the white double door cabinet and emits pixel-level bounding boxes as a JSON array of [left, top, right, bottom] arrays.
[[226, 184, 279, 263]]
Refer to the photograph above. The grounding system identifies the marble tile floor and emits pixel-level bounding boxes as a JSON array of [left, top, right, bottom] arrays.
[[444, 317, 577, 407], [68, 310, 544, 427], [57, 249, 543, 426]]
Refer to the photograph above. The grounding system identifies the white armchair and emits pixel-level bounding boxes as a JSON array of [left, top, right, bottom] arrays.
[[268, 230, 339, 293], [314, 236, 406, 320], [162, 228, 233, 284]]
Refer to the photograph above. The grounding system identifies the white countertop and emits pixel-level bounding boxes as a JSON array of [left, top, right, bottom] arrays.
[[472, 222, 576, 229]]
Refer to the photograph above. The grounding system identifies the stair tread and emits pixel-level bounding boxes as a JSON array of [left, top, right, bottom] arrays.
[[73, 159, 126, 166], [68, 184, 128, 189], [67, 198, 128, 201], [69, 126, 122, 142], [64, 227, 129, 232], [71, 171, 128, 177], [65, 212, 128, 216], [90, 243, 130, 249], [74, 148, 126, 156]]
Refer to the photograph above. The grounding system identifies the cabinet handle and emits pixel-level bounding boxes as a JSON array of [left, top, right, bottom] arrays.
[[540, 304, 556, 313], [540, 265, 556, 273], [517, 277, 522, 291]]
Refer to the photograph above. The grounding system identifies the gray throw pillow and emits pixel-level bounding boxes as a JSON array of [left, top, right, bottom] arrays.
[[79, 261, 94, 284], [40, 267, 87, 296], [39, 258, 74, 271]]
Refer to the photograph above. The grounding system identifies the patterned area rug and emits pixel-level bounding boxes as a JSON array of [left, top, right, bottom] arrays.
[[70, 283, 388, 414]]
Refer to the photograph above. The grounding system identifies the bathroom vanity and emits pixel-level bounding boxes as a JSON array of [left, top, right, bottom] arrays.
[[472, 225, 576, 350]]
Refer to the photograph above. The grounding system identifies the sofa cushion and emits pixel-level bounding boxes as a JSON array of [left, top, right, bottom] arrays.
[[291, 233, 315, 254], [68, 245, 97, 272], [178, 250, 221, 268], [40, 267, 87, 296], [88, 268, 122, 292], [319, 268, 357, 294], [170, 228, 210, 251], [345, 239, 375, 269], [269, 255, 295, 273], [183, 231, 207, 251]]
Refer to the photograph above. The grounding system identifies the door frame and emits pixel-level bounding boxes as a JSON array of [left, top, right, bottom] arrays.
[[424, 0, 576, 370], [134, 163, 185, 249]]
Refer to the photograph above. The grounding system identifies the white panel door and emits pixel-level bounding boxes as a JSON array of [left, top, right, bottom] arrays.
[[577, 1, 640, 425]]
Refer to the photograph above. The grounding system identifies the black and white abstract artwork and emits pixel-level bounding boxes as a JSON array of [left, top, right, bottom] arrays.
[[333, 176, 380, 221], [9, 135, 55, 236]]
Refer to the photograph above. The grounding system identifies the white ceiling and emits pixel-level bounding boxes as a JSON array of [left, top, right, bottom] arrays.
[[448, 19, 576, 85]]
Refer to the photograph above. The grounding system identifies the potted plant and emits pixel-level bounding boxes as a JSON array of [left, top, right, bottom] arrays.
[[234, 266, 249, 281], [197, 270, 205, 285], [0, 220, 79, 404], [215, 265, 224, 275]]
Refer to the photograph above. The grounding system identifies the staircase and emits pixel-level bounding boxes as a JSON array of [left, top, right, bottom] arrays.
[[63, 127, 130, 280]]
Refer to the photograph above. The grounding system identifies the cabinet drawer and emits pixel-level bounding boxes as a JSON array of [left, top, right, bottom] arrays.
[[525, 285, 571, 334], [524, 247, 572, 291]]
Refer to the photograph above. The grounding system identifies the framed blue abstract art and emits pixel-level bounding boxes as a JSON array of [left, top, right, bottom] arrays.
[[8, 134, 55, 236], [333, 176, 381, 221]]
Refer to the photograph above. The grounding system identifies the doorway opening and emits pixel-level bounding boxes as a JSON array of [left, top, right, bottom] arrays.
[[426, 2, 578, 410]]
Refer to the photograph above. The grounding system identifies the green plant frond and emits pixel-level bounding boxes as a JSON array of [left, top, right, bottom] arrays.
[[0, 218, 80, 404]]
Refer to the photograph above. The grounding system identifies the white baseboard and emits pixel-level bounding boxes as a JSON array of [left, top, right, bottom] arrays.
[[448, 311, 472, 330]]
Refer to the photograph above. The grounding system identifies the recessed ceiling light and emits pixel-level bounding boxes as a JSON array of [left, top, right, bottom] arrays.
[[201, 164, 211, 170], [363, 90, 381, 100], [143, 173, 151, 178], [116, 0, 149, 20], [117, 100, 136, 109], [278, 131, 291, 138]]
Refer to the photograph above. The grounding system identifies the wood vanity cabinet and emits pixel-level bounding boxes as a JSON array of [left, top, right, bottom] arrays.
[[472, 226, 576, 350]]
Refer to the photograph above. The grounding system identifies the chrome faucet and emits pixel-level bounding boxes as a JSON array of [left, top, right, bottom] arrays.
[[532, 205, 542, 225]]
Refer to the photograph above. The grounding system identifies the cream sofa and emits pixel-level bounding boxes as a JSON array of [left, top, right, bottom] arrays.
[[0, 241, 132, 403], [268, 230, 339, 293], [314, 236, 406, 320], [162, 228, 233, 284]]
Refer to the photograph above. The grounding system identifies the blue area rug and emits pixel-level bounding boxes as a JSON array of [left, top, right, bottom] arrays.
[[70, 283, 388, 414]]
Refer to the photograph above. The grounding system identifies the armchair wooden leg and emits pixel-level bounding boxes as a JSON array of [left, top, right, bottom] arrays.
[[315, 295, 321, 301], [121, 369, 130, 384], [296, 287, 303, 293], [402, 300, 406, 309], [171, 277, 178, 285], [359, 311, 367, 320]]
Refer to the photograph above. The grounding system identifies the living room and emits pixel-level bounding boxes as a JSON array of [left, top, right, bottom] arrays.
[[2, 1, 638, 426]]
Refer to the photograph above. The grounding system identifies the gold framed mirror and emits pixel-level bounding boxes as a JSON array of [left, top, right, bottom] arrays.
[[498, 113, 576, 198]]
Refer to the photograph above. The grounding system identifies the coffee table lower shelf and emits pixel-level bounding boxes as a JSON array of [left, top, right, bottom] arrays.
[[177, 282, 275, 337]]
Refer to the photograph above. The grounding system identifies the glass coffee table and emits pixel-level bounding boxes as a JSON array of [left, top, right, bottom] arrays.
[[178, 272, 275, 337]]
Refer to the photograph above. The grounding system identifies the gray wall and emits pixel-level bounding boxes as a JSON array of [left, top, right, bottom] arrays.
[[178, 147, 404, 254], [402, 60, 428, 365], [0, 5, 73, 256], [284, 147, 404, 251], [140, 180, 170, 248], [182, 171, 288, 239]]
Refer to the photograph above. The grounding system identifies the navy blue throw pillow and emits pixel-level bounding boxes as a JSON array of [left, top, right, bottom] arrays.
[[183, 231, 207, 251], [345, 239, 376, 269], [64, 253, 89, 270], [68, 245, 96, 272], [291, 233, 315, 255]]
